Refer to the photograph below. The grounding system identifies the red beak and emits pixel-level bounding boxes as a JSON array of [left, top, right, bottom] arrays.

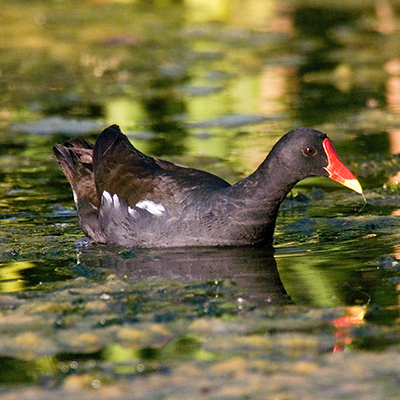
[[322, 138, 363, 194]]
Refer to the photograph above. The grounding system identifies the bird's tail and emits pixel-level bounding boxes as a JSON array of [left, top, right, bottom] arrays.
[[53, 138, 106, 243]]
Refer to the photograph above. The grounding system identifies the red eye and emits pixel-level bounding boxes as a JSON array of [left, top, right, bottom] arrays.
[[304, 146, 316, 156]]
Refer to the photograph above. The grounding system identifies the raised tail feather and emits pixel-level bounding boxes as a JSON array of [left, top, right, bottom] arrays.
[[53, 138, 106, 243]]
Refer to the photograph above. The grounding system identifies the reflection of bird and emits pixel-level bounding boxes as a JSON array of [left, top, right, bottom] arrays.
[[77, 246, 292, 306], [54, 125, 362, 247]]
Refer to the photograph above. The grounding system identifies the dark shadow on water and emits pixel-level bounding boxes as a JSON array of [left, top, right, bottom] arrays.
[[77, 246, 293, 306]]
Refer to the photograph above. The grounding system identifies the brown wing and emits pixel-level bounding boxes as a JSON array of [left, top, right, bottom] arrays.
[[93, 125, 230, 208]]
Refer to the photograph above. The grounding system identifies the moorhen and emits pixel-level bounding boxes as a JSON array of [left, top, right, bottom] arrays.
[[53, 125, 362, 247]]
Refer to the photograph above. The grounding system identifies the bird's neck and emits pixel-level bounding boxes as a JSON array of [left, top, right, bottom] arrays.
[[224, 153, 301, 245], [234, 151, 301, 208]]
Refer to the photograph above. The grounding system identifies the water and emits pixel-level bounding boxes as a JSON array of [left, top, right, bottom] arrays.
[[0, 1, 399, 398]]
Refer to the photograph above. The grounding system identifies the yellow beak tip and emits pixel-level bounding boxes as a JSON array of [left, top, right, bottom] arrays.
[[343, 179, 363, 195]]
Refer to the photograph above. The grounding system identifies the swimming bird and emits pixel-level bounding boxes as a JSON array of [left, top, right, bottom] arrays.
[[53, 125, 362, 247]]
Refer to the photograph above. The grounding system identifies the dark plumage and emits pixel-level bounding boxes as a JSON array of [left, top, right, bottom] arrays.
[[54, 125, 362, 247]]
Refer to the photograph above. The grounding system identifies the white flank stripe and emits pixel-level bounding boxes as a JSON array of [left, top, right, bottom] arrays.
[[72, 190, 78, 204], [112, 194, 120, 209], [136, 200, 165, 216], [128, 206, 138, 218], [102, 190, 112, 205]]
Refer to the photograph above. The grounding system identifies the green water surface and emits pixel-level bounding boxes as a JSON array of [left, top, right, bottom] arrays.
[[0, 1, 399, 399]]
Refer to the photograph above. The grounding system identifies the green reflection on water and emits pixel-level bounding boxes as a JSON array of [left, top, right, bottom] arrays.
[[0, 262, 35, 293], [0, 0, 399, 397]]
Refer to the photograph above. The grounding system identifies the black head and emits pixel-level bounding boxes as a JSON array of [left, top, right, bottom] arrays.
[[268, 127, 362, 193], [270, 127, 330, 180]]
